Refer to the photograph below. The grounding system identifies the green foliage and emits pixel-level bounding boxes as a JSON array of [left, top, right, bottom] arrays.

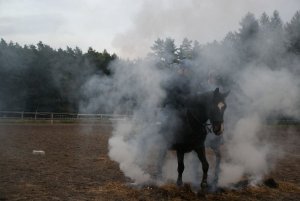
[[149, 10, 300, 89], [86, 48, 115, 75], [239, 12, 259, 41], [0, 40, 117, 112], [150, 37, 202, 69], [178, 38, 193, 60], [285, 11, 300, 54], [150, 37, 179, 68], [0, 10, 299, 114]]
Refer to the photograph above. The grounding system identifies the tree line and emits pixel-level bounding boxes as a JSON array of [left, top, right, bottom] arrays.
[[0, 10, 299, 113], [149, 10, 300, 70], [147, 11, 300, 91], [0, 40, 116, 112]]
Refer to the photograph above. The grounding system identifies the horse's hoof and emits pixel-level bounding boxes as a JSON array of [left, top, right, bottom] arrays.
[[201, 181, 208, 189]]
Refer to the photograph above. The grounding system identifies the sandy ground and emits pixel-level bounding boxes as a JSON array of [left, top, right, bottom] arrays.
[[0, 123, 299, 201]]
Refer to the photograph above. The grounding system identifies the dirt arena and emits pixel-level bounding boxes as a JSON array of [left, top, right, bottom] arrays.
[[0, 123, 299, 201]]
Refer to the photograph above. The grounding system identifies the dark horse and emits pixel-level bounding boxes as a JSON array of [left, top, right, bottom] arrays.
[[168, 88, 229, 189]]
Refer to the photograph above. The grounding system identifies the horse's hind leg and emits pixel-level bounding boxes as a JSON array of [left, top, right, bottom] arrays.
[[176, 150, 185, 186], [195, 147, 209, 189], [212, 147, 221, 186]]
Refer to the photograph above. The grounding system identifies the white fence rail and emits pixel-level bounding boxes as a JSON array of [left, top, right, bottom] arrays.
[[0, 111, 129, 122], [0, 111, 298, 124]]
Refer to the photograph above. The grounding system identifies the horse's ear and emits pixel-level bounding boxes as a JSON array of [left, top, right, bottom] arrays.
[[214, 88, 219, 95], [223, 90, 230, 98]]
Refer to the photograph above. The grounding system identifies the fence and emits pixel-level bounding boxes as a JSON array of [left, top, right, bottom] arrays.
[[0, 111, 298, 125], [0, 111, 129, 123]]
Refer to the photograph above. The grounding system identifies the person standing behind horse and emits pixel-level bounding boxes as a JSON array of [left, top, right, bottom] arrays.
[[203, 70, 225, 186], [162, 65, 191, 110]]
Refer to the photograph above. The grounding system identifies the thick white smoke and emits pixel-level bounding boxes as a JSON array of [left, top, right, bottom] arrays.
[[219, 67, 300, 186], [80, 58, 174, 183], [80, 61, 299, 186], [112, 0, 300, 58], [81, 11, 300, 187]]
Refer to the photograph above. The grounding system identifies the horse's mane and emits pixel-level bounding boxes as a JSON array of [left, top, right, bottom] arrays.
[[185, 90, 213, 109]]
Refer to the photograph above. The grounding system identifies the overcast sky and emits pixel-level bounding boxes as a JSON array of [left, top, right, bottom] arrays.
[[0, 0, 299, 58]]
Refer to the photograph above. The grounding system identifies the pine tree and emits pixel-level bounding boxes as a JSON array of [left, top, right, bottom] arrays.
[[178, 38, 193, 61], [285, 11, 300, 54]]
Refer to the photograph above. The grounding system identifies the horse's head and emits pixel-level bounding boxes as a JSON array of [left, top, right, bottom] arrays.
[[208, 88, 230, 136]]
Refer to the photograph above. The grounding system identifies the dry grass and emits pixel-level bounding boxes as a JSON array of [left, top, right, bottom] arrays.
[[85, 181, 300, 201], [0, 124, 299, 200]]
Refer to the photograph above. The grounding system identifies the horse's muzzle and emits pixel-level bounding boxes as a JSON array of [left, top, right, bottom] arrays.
[[212, 122, 224, 136]]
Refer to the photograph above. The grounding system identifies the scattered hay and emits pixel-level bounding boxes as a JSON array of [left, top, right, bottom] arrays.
[[278, 181, 300, 193]]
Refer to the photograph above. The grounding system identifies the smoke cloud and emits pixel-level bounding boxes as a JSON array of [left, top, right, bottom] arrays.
[[218, 66, 300, 186], [112, 0, 300, 58], [81, 10, 300, 188]]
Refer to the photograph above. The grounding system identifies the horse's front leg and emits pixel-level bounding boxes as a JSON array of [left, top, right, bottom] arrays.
[[176, 150, 185, 186], [195, 147, 209, 189]]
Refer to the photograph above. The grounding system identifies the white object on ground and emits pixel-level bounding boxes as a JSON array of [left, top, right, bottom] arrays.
[[32, 150, 45, 155]]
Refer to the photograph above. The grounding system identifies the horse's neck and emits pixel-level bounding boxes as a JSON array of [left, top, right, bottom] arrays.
[[187, 92, 212, 123], [192, 91, 212, 107], [196, 105, 209, 124]]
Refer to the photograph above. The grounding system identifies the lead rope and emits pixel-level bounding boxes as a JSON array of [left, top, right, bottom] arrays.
[[203, 123, 212, 133]]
